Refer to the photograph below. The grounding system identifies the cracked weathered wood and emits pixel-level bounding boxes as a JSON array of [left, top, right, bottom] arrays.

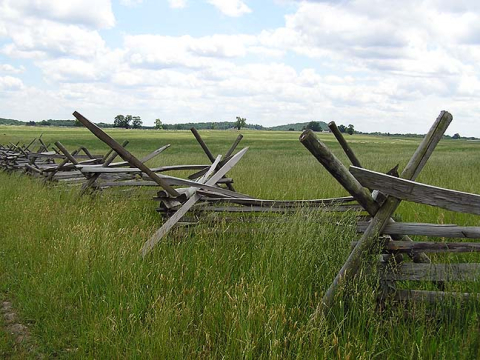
[[299, 128, 430, 263], [78, 164, 208, 174], [382, 263, 480, 282], [351, 166, 480, 216], [313, 110, 452, 316], [353, 239, 480, 253], [300, 129, 378, 215], [357, 222, 480, 239], [198, 196, 356, 207], [393, 289, 480, 303]]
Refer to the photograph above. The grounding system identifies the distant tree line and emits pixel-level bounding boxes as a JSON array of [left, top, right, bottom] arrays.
[[153, 120, 263, 131], [25, 119, 77, 127], [0, 117, 474, 139], [303, 121, 355, 135]]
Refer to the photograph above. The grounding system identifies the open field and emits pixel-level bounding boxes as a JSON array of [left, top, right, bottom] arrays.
[[2, 125, 480, 358]]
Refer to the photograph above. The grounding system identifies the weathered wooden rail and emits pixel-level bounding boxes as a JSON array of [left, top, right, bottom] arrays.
[[300, 110, 480, 319]]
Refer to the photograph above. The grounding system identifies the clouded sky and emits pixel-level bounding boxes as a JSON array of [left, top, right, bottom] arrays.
[[1, 0, 479, 135]]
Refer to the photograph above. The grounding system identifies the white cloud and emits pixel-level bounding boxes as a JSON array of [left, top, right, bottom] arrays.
[[124, 34, 255, 70], [0, 64, 25, 74], [168, 0, 187, 8], [207, 0, 252, 17], [0, 0, 111, 61], [0, 76, 24, 91], [1, 20, 107, 60], [120, 0, 143, 7], [0, 0, 115, 29]]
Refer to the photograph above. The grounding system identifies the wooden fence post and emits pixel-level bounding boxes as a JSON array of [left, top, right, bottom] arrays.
[[73, 111, 180, 198], [311, 111, 452, 317], [328, 121, 362, 167]]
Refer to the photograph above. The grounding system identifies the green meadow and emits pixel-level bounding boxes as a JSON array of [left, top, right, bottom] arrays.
[[1, 125, 480, 358]]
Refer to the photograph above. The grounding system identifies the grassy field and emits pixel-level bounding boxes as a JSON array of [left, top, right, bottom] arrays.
[[1, 125, 480, 358]]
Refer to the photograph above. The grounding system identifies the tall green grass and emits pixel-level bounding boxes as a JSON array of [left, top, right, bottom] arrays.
[[1, 126, 480, 358]]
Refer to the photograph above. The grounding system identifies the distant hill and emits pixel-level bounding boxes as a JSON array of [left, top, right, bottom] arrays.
[[268, 121, 328, 131], [0, 117, 25, 126]]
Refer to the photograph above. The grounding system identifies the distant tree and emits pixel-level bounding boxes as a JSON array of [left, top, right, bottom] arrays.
[[338, 124, 347, 133], [40, 120, 51, 126], [235, 116, 246, 130], [306, 121, 322, 132], [132, 116, 143, 129], [347, 124, 355, 135], [26, 121, 36, 126], [114, 115, 125, 128], [288, 128, 295, 131], [452, 133, 461, 139], [74, 119, 82, 127], [114, 114, 134, 128], [155, 118, 162, 130], [124, 115, 132, 129]]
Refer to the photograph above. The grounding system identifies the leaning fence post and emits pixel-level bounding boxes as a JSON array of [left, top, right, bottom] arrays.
[[312, 110, 452, 317], [55, 142, 79, 165], [299, 130, 378, 215], [190, 128, 237, 191], [45, 148, 81, 182], [80, 140, 129, 195], [328, 121, 362, 167], [73, 111, 180, 198]]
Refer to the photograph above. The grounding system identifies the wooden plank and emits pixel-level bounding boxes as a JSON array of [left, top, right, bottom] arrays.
[[190, 127, 236, 191], [386, 241, 480, 253], [55, 142, 79, 166], [352, 240, 480, 253], [24, 138, 37, 151], [225, 134, 243, 158], [141, 147, 249, 257], [79, 146, 95, 159], [351, 166, 480, 216], [191, 127, 215, 162], [100, 178, 233, 188], [158, 175, 247, 198], [312, 111, 452, 316], [78, 164, 209, 173], [357, 222, 480, 239], [101, 140, 129, 166], [199, 196, 356, 207], [45, 148, 81, 181], [191, 204, 363, 213], [328, 121, 362, 167], [139, 144, 170, 163], [299, 130, 378, 215], [198, 155, 222, 183], [73, 111, 179, 197], [382, 263, 480, 282], [80, 140, 130, 194], [393, 289, 480, 303]]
